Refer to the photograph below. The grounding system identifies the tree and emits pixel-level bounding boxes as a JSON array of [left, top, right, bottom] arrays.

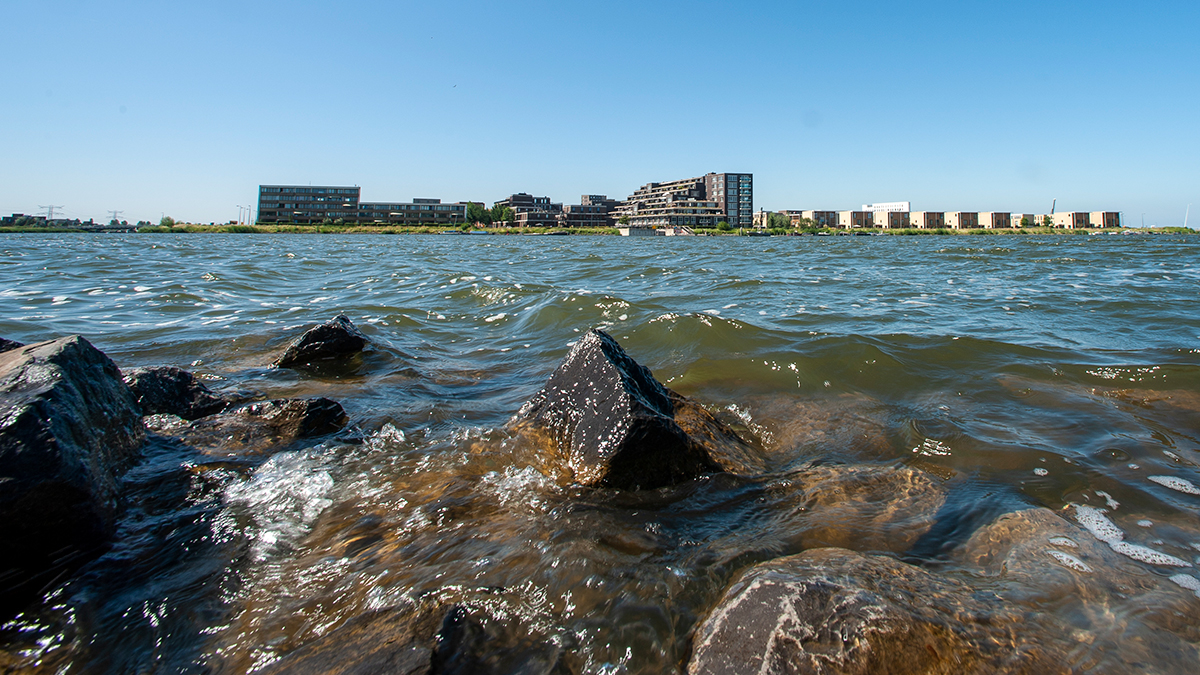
[[1020, 217, 1030, 228], [1042, 215, 1053, 227], [160, 216, 176, 228], [618, 215, 630, 226], [488, 204, 514, 225], [466, 202, 491, 226], [767, 212, 791, 229], [717, 220, 732, 232]]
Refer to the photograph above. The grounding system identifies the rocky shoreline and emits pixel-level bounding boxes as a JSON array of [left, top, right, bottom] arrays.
[[2, 318, 1198, 673]]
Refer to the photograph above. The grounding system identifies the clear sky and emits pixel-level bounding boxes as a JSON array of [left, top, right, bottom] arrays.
[[2, 0, 1197, 226]]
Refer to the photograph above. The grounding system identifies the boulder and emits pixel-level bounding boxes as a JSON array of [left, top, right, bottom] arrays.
[[147, 397, 347, 455], [688, 547, 1066, 675], [259, 603, 572, 675], [273, 314, 367, 368], [0, 336, 144, 614], [0, 337, 23, 353], [512, 329, 757, 490], [123, 365, 231, 420]]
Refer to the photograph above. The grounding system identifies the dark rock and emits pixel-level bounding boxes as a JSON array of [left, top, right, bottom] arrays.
[[0, 337, 23, 353], [512, 329, 757, 490], [148, 397, 347, 455], [259, 603, 573, 675], [122, 365, 230, 420], [689, 547, 1066, 675], [273, 314, 367, 368], [0, 337, 144, 615]]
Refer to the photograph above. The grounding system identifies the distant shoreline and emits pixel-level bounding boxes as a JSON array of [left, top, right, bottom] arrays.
[[0, 225, 1194, 236]]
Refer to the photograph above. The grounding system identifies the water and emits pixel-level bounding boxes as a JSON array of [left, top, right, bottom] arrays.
[[1, 233, 1199, 672]]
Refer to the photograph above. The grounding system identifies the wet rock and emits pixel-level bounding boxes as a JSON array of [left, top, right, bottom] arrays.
[[122, 365, 230, 420], [259, 603, 572, 675], [689, 547, 1065, 675], [0, 337, 23, 353], [769, 463, 946, 554], [274, 314, 367, 368], [0, 336, 144, 614], [513, 329, 757, 490], [149, 397, 348, 455]]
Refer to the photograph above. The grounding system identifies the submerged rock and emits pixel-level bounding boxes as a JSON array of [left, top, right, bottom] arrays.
[[123, 365, 231, 420], [689, 547, 1064, 675], [0, 336, 144, 614], [513, 329, 757, 490], [259, 603, 572, 675], [147, 397, 347, 455], [0, 337, 23, 353], [273, 314, 367, 368]]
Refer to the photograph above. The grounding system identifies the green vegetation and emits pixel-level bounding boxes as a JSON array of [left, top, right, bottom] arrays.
[[465, 202, 515, 226], [618, 215, 631, 226], [716, 220, 732, 232]]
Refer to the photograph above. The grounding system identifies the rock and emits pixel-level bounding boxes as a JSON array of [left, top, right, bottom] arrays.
[[0, 336, 144, 614], [122, 365, 230, 420], [149, 397, 347, 455], [689, 547, 1066, 675], [259, 603, 572, 675], [512, 329, 757, 490], [0, 337, 23, 353], [273, 314, 367, 368]]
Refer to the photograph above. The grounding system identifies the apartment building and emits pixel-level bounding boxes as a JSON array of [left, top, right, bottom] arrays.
[[1090, 211, 1120, 228], [258, 185, 361, 224], [838, 211, 871, 229], [611, 176, 727, 229], [1052, 212, 1090, 229], [873, 211, 909, 229], [258, 186, 468, 225], [978, 212, 1011, 229], [862, 202, 911, 213], [702, 173, 754, 227], [797, 210, 838, 228], [910, 212, 946, 229], [357, 198, 467, 225], [945, 212, 979, 230]]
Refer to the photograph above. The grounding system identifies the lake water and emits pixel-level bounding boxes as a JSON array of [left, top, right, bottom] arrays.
[[2, 233, 1199, 673]]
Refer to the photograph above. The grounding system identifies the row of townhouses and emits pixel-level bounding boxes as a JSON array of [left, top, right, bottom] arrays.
[[255, 172, 754, 229], [762, 202, 1121, 230]]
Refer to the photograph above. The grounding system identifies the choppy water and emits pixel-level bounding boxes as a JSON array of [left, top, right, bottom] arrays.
[[2, 233, 1199, 673]]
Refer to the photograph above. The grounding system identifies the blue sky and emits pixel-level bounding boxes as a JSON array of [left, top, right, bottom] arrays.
[[2, 0, 1197, 226]]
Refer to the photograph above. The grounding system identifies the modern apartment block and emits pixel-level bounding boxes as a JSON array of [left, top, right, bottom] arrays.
[[863, 202, 911, 213], [1010, 214, 1035, 228], [910, 212, 946, 229], [611, 176, 727, 229], [798, 210, 838, 228], [493, 192, 616, 228], [838, 211, 871, 228], [258, 185, 361, 223], [945, 212, 979, 230], [494, 193, 560, 215], [873, 211, 909, 229], [702, 173, 754, 227], [1052, 212, 1090, 229], [258, 185, 467, 225], [979, 212, 1011, 229], [1090, 211, 1121, 228]]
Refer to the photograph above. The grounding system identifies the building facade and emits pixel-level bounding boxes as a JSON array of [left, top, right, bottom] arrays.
[[862, 201, 911, 213], [795, 210, 838, 228], [258, 186, 467, 225], [978, 212, 1011, 229], [1090, 211, 1120, 228], [702, 173, 754, 228], [945, 212, 979, 229], [909, 212, 946, 229], [611, 176, 727, 229], [838, 211, 871, 229], [1052, 212, 1090, 229], [873, 211, 909, 229]]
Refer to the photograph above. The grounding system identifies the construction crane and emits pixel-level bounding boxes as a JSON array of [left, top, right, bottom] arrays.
[[1050, 199, 1056, 215]]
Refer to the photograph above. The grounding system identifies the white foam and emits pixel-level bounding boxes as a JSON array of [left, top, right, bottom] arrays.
[[1096, 490, 1120, 509], [1048, 536, 1078, 548], [1046, 549, 1092, 573], [484, 313, 507, 323], [1033, 468, 1048, 476], [1073, 505, 1124, 544], [365, 423, 406, 452], [1168, 574, 1200, 598], [223, 450, 335, 561], [1108, 542, 1189, 567], [1138, 520, 1154, 528], [1149, 475, 1200, 495]]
